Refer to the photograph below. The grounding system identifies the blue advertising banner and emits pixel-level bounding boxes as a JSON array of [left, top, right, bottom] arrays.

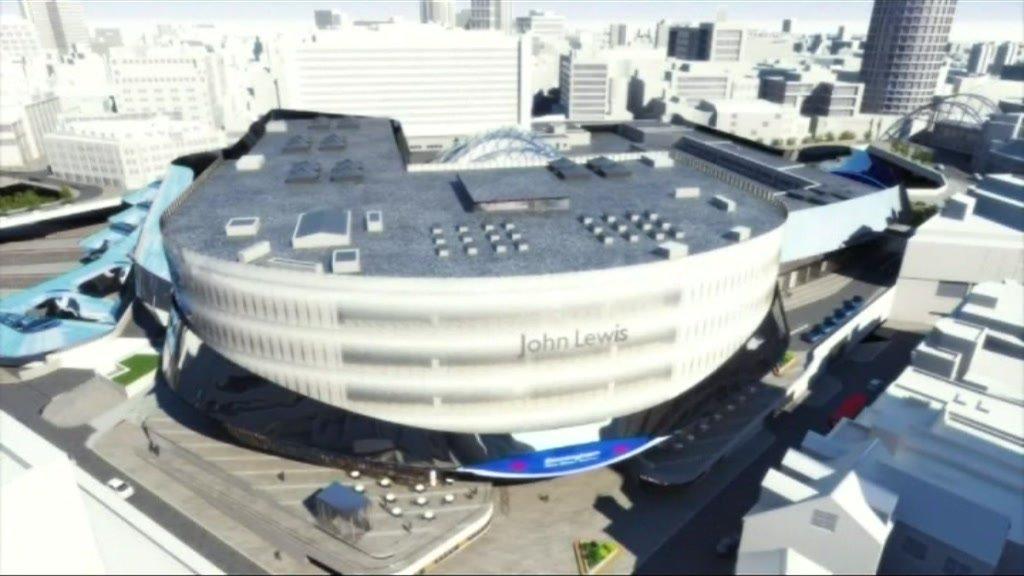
[[459, 436, 665, 479]]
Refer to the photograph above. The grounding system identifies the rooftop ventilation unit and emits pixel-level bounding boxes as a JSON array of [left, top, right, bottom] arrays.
[[266, 120, 288, 133], [267, 257, 324, 274], [459, 172, 570, 213], [286, 160, 321, 183], [586, 156, 632, 178], [225, 216, 260, 237], [710, 195, 737, 212], [309, 116, 332, 130], [640, 154, 673, 168], [320, 133, 347, 151], [282, 135, 312, 153], [336, 117, 360, 130], [548, 157, 591, 180], [329, 159, 364, 183], [237, 240, 270, 263], [365, 210, 383, 233], [292, 208, 351, 249], [331, 248, 361, 274], [725, 226, 751, 242], [656, 241, 690, 259], [236, 154, 265, 172], [674, 186, 700, 199]]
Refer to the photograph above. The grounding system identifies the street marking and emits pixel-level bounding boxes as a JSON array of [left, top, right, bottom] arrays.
[[789, 323, 809, 335]]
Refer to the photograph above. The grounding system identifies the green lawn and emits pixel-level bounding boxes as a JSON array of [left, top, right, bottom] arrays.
[[0, 185, 71, 215], [111, 354, 159, 385]]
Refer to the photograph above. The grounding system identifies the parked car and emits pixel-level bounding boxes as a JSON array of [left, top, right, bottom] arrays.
[[833, 307, 851, 321], [106, 477, 134, 499], [802, 325, 825, 344], [935, 163, 946, 172], [716, 533, 741, 558], [821, 317, 839, 334], [867, 378, 885, 393], [850, 295, 864, 306]]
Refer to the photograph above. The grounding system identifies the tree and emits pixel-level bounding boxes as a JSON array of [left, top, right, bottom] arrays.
[[253, 36, 264, 62], [786, 137, 797, 146], [770, 138, 782, 147], [823, 132, 836, 142], [863, 130, 872, 141], [839, 130, 856, 141]]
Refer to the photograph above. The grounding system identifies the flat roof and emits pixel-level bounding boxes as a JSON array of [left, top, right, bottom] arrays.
[[162, 115, 790, 278]]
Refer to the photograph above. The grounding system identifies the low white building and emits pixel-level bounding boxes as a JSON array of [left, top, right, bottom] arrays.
[[738, 280, 1024, 575], [0, 93, 61, 169], [893, 173, 1024, 329], [44, 114, 224, 189], [695, 99, 810, 144], [666, 60, 760, 104], [0, 411, 221, 574]]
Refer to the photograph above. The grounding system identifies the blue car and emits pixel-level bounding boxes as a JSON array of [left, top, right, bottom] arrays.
[[850, 295, 864, 306], [833, 307, 851, 320], [802, 324, 825, 343], [822, 317, 839, 334]]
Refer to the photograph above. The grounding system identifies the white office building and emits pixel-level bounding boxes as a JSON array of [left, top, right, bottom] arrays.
[[666, 61, 760, 104], [468, 0, 512, 34], [19, 0, 89, 53], [108, 46, 222, 128], [892, 174, 1024, 329], [0, 93, 60, 169], [519, 10, 565, 47], [279, 27, 531, 139], [44, 114, 224, 189], [968, 42, 996, 75], [993, 42, 1021, 74], [738, 280, 1024, 575], [0, 17, 41, 60], [420, 0, 456, 28], [696, 99, 810, 144]]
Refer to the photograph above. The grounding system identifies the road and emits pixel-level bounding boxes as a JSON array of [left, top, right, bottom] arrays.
[[637, 328, 923, 574], [0, 370, 264, 574], [0, 220, 109, 296]]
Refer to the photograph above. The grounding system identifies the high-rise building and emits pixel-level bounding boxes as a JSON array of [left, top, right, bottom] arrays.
[[0, 17, 41, 59], [860, 0, 957, 115], [420, 0, 456, 28], [608, 23, 630, 48], [279, 27, 531, 138], [993, 42, 1021, 74], [668, 23, 744, 61], [19, 0, 89, 53], [967, 42, 995, 75], [468, 0, 512, 34], [654, 20, 671, 51], [107, 46, 222, 129], [559, 52, 609, 120], [314, 9, 342, 30], [520, 10, 565, 46]]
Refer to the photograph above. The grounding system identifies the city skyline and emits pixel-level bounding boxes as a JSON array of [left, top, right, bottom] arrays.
[[1, 0, 1023, 42]]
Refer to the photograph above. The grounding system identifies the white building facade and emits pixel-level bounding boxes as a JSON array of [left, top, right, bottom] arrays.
[[279, 28, 531, 139], [108, 46, 222, 128], [19, 0, 89, 53], [44, 114, 224, 189]]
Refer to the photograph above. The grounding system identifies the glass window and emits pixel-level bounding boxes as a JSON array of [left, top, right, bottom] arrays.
[[901, 535, 928, 561]]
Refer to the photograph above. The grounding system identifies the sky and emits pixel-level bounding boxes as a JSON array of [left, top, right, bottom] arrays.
[[1, 0, 1022, 42]]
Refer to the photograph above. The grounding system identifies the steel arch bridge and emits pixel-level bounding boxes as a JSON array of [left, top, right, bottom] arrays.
[[435, 127, 562, 165], [878, 93, 1000, 142]]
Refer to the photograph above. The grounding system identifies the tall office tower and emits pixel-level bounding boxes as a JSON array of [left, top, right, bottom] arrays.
[[314, 10, 342, 30], [108, 46, 221, 128], [0, 17, 41, 59], [967, 42, 995, 75], [420, 0, 456, 28], [992, 42, 1021, 74], [654, 20, 671, 50], [521, 10, 566, 46], [559, 52, 610, 120], [19, 0, 89, 53], [781, 19, 793, 34], [609, 23, 629, 48], [860, 0, 957, 115], [668, 23, 744, 62], [469, 0, 512, 34], [280, 27, 531, 138]]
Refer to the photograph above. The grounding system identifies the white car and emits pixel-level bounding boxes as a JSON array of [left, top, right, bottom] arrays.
[[106, 477, 134, 499]]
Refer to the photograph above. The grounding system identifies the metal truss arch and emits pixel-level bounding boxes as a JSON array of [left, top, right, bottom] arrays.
[[878, 93, 999, 142], [435, 127, 562, 165]]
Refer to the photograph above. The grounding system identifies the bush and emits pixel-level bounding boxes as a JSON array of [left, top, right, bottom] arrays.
[[770, 138, 782, 147], [863, 130, 872, 141], [909, 201, 938, 227], [823, 132, 836, 142], [786, 137, 796, 146], [839, 130, 856, 141]]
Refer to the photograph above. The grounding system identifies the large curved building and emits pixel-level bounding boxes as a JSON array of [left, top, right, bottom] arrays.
[[158, 112, 901, 479]]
